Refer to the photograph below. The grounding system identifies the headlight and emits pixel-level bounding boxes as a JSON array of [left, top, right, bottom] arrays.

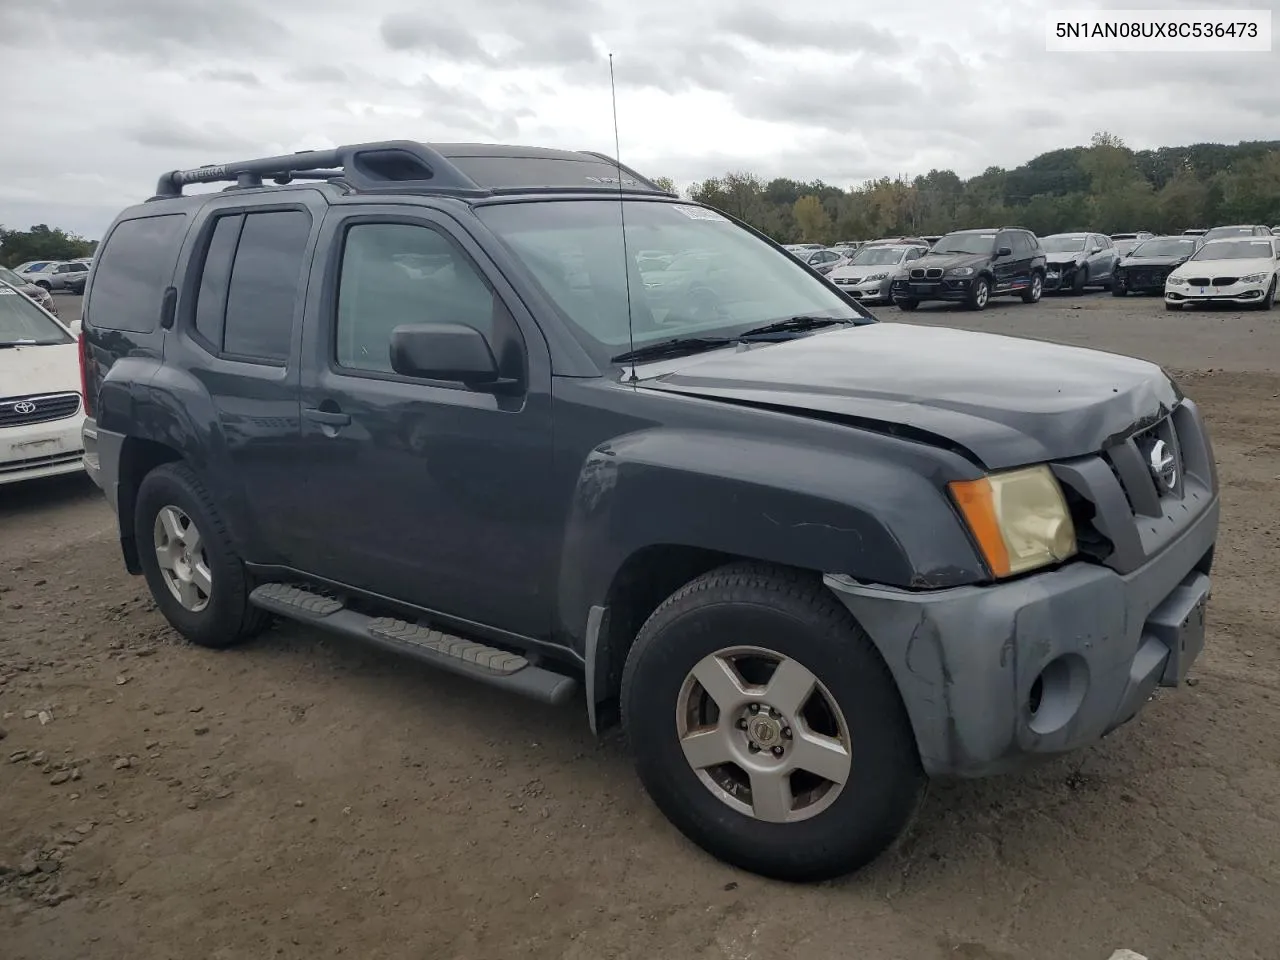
[[864, 272, 888, 282], [948, 465, 1077, 577], [1239, 272, 1267, 284], [1167, 276, 1186, 286], [947, 266, 974, 277]]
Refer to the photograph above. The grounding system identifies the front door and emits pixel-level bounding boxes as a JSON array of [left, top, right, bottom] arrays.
[[992, 231, 1020, 293], [292, 207, 557, 637]]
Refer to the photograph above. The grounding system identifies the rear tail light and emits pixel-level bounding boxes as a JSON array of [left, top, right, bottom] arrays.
[[78, 330, 94, 418]]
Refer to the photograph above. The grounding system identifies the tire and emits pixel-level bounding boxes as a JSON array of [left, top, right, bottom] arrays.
[[1256, 277, 1276, 311], [1112, 281, 1127, 297], [1071, 266, 1087, 295], [1020, 271, 1043, 303], [134, 462, 269, 649], [966, 277, 990, 311], [1165, 302, 1180, 311], [895, 299, 919, 312], [621, 562, 925, 883], [35, 281, 51, 292]]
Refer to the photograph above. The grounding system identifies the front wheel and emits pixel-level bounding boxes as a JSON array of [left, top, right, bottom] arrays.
[[1071, 267, 1087, 295], [966, 277, 990, 310], [1165, 301, 1181, 311], [134, 462, 269, 649], [895, 298, 919, 312], [622, 563, 924, 882], [1112, 281, 1127, 297], [1256, 277, 1276, 311], [1020, 272, 1043, 303]]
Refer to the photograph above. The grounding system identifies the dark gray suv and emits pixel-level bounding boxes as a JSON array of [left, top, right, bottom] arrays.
[[78, 140, 1220, 883]]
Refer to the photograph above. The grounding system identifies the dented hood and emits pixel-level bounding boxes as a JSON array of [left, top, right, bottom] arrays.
[[636, 323, 1178, 469]]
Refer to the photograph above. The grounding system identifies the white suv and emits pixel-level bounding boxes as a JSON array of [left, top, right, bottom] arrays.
[[0, 284, 86, 484]]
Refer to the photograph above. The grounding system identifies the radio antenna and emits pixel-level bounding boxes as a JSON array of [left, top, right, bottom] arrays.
[[608, 53, 638, 384]]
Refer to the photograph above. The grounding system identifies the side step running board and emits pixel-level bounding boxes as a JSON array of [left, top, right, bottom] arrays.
[[249, 583, 578, 706]]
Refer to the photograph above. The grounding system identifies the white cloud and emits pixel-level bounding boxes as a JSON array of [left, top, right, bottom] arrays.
[[1, 0, 1276, 237]]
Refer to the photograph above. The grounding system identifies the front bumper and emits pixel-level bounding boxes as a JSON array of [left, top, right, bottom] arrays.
[[1166, 280, 1268, 306], [824, 493, 1218, 778], [1043, 264, 1080, 291], [891, 277, 974, 303], [1, 412, 86, 485], [832, 276, 894, 302]]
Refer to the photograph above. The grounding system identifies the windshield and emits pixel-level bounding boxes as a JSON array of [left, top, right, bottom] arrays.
[[0, 287, 72, 345], [1130, 238, 1198, 258], [476, 200, 871, 361], [933, 232, 996, 255], [1191, 239, 1275, 261], [850, 246, 908, 266], [1041, 236, 1088, 253]]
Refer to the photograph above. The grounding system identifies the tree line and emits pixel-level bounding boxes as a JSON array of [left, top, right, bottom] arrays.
[[678, 133, 1280, 245], [5, 133, 1278, 261], [0, 225, 97, 268]]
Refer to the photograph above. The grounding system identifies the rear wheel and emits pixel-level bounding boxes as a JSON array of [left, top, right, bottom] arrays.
[[966, 277, 990, 311], [134, 462, 268, 649], [622, 563, 924, 882], [1020, 271, 1043, 303]]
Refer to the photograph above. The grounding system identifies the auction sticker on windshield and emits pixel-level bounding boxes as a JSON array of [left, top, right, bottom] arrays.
[[672, 205, 729, 222]]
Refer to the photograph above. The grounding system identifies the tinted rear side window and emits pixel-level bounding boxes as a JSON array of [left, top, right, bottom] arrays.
[[88, 214, 187, 332], [220, 210, 311, 363], [193, 214, 243, 349]]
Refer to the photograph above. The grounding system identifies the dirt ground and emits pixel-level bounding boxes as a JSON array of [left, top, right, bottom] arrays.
[[3, 292, 1278, 960]]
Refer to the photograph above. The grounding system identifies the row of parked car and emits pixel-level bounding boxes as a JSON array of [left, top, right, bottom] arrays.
[[781, 223, 1279, 311], [7, 257, 93, 295]]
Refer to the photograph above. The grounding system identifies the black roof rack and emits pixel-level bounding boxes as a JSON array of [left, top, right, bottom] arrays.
[[150, 139, 674, 201]]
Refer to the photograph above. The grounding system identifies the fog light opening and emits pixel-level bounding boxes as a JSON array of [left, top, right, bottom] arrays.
[[1028, 675, 1044, 716], [1026, 653, 1089, 736]]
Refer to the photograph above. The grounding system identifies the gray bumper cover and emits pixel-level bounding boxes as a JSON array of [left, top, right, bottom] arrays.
[[824, 495, 1219, 778]]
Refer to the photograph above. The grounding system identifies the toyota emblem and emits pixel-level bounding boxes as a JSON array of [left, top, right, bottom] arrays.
[[1146, 438, 1178, 492], [12, 400, 37, 415]]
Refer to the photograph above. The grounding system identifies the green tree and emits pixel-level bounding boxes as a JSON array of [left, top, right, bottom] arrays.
[[0, 224, 97, 267], [792, 195, 832, 243], [651, 176, 676, 193]]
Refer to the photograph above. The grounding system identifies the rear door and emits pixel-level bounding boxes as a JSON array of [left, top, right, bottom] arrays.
[[166, 192, 326, 566]]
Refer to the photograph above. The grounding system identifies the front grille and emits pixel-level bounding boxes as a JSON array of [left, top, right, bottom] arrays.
[[1103, 415, 1183, 517], [0, 392, 81, 428], [1187, 277, 1211, 287], [1212, 277, 1238, 286]]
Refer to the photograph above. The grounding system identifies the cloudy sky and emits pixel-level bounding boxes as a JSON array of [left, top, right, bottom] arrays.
[[2, 0, 1276, 238]]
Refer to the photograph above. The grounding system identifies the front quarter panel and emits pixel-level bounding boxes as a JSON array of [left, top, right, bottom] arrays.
[[557, 419, 988, 644]]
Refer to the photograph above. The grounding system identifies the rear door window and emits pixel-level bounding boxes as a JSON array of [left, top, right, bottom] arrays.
[[86, 214, 188, 332], [192, 209, 311, 364]]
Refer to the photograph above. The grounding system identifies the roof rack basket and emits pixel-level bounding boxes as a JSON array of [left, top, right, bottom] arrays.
[[152, 140, 489, 200]]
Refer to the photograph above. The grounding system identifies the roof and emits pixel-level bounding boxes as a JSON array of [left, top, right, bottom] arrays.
[[148, 139, 676, 203]]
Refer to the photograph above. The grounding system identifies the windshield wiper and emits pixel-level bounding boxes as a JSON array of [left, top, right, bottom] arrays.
[[738, 315, 862, 339], [610, 336, 736, 364], [0, 339, 39, 349]]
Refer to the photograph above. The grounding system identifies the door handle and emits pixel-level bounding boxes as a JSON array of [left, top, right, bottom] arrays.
[[304, 407, 351, 427]]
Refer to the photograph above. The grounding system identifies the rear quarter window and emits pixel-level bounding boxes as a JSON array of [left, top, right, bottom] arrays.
[[87, 213, 188, 333]]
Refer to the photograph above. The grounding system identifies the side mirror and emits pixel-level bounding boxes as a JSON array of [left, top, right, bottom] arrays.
[[389, 322, 501, 387], [996, 246, 1013, 257], [1091, 246, 1102, 254]]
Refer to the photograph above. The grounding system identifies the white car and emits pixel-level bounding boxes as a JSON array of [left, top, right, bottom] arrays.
[[828, 242, 930, 304], [0, 283, 86, 484], [1164, 236, 1280, 311]]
